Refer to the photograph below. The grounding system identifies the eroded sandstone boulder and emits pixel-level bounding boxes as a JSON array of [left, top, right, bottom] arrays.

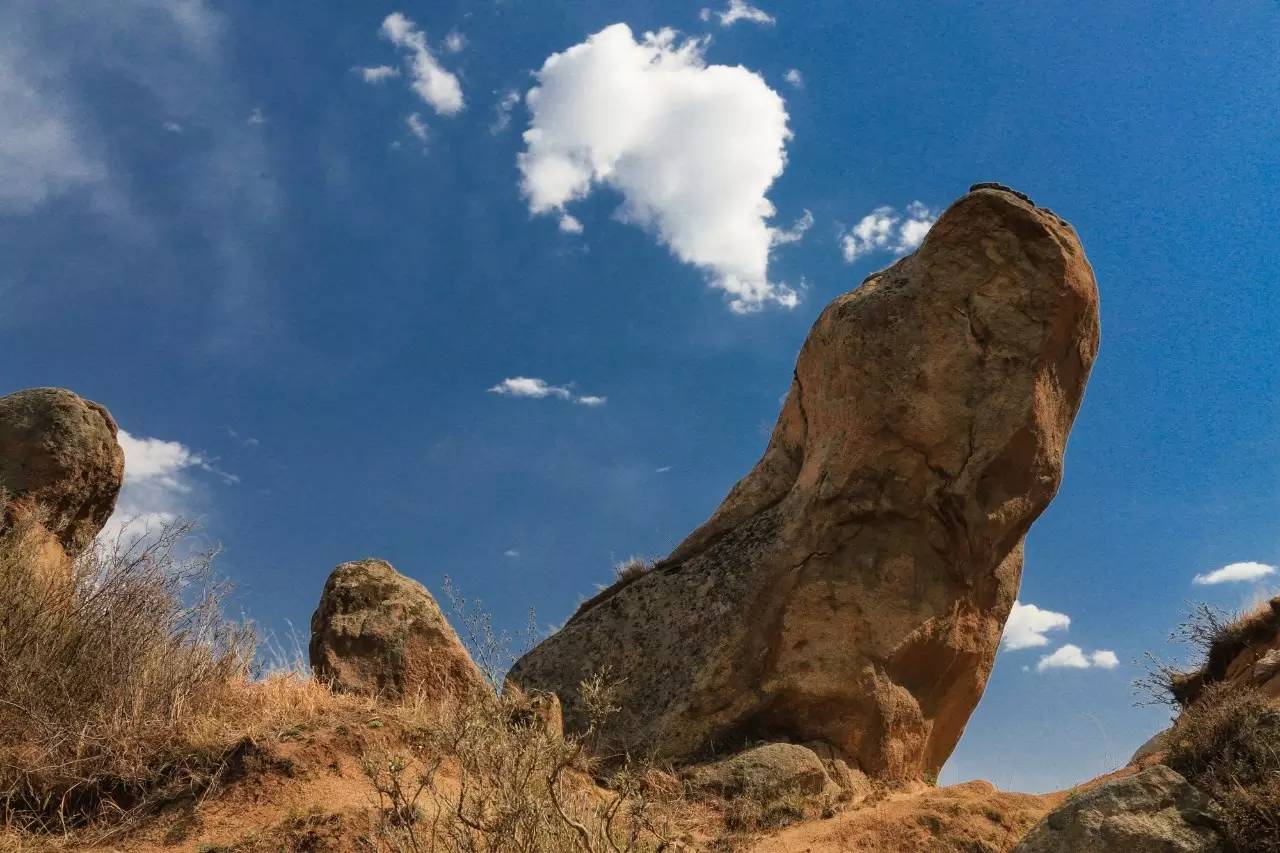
[[510, 185, 1100, 779], [682, 742, 839, 799], [0, 387, 124, 557], [1012, 766, 1226, 852], [310, 559, 488, 701]]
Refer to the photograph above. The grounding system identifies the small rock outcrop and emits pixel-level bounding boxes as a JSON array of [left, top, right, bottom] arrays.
[[681, 743, 840, 799], [1129, 728, 1173, 766], [310, 559, 488, 701], [0, 387, 124, 557], [1012, 766, 1226, 852], [1172, 595, 1280, 706], [510, 185, 1100, 779]]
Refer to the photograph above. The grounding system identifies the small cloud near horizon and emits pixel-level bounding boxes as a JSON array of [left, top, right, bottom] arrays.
[[1036, 644, 1120, 673], [488, 377, 605, 407], [1193, 561, 1277, 585]]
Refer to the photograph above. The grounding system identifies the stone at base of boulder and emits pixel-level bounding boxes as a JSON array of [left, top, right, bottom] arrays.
[[681, 743, 843, 800], [504, 685, 564, 741], [1012, 765, 1226, 852]]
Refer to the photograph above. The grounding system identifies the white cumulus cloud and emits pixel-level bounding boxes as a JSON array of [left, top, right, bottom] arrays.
[[1036, 644, 1120, 673], [702, 1, 776, 27], [1002, 601, 1071, 650], [783, 68, 803, 88], [518, 24, 796, 313], [380, 12, 463, 116], [559, 213, 584, 234], [575, 395, 607, 407], [1193, 561, 1277, 586], [840, 201, 937, 263], [359, 64, 400, 83]]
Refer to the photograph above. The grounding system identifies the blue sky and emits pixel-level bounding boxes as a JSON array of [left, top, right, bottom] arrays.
[[3, 0, 1277, 792]]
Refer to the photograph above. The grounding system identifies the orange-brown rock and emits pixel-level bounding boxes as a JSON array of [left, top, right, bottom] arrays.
[[510, 185, 1100, 779], [310, 558, 489, 702], [0, 387, 125, 563]]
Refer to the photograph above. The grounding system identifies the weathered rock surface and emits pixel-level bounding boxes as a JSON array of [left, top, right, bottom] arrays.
[[0, 387, 124, 557], [682, 743, 839, 799], [310, 559, 488, 701], [510, 185, 1100, 778], [1012, 766, 1225, 852]]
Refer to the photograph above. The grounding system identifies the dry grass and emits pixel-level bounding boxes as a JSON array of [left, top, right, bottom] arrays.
[[1164, 682, 1280, 853], [0, 512, 349, 837], [362, 654, 687, 851], [1137, 598, 1280, 708], [0, 513, 250, 831]]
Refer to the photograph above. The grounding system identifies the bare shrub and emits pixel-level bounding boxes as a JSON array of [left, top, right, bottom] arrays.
[[1136, 601, 1280, 708], [0, 513, 256, 831], [1164, 683, 1280, 853], [363, 671, 678, 852]]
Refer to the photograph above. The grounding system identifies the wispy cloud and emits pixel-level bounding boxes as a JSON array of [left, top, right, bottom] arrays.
[[1193, 561, 1277, 586], [102, 429, 233, 543], [783, 68, 803, 89], [488, 376, 605, 406], [771, 209, 814, 246], [443, 31, 466, 54], [839, 201, 937, 263], [379, 12, 463, 116], [490, 89, 521, 134], [701, 1, 776, 27], [519, 24, 796, 313], [358, 64, 400, 83], [406, 112, 429, 143], [0, 0, 281, 351]]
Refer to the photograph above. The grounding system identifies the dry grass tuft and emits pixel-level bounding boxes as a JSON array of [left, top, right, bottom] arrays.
[[1165, 682, 1280, 853], [0, 513, 253, 830], [0, 512, 348, 836]]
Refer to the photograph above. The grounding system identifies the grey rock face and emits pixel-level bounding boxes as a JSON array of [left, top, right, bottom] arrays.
[[1013, 766, 1226, 853], [310, 558, 488, 701]]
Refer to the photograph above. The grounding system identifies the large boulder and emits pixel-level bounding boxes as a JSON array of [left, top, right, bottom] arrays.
[[1012, 766, 1226, 852], [0, 387, 124, 556], [510, 185, 1100, 779], [310, 558, 489, 701]]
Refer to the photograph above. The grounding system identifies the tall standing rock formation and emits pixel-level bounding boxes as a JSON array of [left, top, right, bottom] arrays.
[[0, 387, 125, 561], [510, 185, 1101, 779]]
